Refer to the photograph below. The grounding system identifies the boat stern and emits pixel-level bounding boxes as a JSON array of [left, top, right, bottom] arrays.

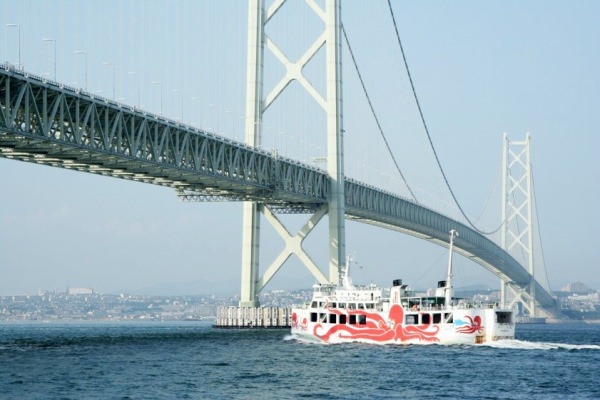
[[483, 308, 515, 342]]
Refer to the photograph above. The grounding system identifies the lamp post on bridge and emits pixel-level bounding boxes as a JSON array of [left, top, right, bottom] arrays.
[[6, 24, 21, 69], [224, 110, 233, 139], [74, 50, 87, 90], [42, 38, 56, 80], [152, 81, 162, 115], [102, 62, 115, 100], [235, 113, 243, 140], [191, 97, 202, 128], [172, 88, 183, 122], [209, 103, 219, 133], [128, 71, 141, 108]]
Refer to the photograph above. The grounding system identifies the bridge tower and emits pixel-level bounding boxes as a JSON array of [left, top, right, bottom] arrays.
[[240, 0, 345, 306], [500, 133, 537, 316]]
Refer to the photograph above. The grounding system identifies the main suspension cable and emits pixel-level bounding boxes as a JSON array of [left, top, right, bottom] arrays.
[[386, 0, 502, 235], [341, 24, 419, 203], [531, 166, 552, 291], [474, 157, 502, 225]]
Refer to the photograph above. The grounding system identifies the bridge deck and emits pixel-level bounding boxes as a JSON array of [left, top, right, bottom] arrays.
[[0, 64, 555, 309]]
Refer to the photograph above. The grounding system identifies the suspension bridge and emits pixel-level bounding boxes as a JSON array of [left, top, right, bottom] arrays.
[[0, 0, 557, 317]]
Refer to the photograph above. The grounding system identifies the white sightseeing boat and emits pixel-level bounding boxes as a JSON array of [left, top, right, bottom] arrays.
[[291, 230, 515, 345]]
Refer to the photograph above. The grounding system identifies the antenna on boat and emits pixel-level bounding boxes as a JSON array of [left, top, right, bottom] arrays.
[[445, 229, 459, 306]]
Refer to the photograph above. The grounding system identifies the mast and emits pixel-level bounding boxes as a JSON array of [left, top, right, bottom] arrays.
[[341, 255, 354, 289], [445, 229, 459, 306]]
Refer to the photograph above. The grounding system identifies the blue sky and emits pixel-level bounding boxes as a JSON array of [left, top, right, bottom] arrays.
[[1, 0, 598, 296]]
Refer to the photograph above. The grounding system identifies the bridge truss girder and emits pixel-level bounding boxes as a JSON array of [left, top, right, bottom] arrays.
[[0, 65, 327, 206]]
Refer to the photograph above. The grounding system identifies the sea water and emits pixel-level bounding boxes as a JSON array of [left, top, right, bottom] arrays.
[[1, 321, 599, 399]]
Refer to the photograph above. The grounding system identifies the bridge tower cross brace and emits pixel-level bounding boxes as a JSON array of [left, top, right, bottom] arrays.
[[500, 133, 536, 316], [240, 0, 345, 306]]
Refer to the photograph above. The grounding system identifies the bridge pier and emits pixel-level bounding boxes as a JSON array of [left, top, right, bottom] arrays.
[[215, 306, 292, 329]]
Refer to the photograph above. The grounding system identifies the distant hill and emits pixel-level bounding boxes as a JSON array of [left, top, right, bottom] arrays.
[[456, 284, 495, 292], [114, 280, 501, 298], [561, 281, 595, 294], [115, 278, 240, 296], [454, 284, 497, 298]]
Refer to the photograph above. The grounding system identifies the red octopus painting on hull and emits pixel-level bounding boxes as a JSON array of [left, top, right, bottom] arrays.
[[455, 315, 483, 335], [291, 312, 308, 331], [317, 304, 440, 343]]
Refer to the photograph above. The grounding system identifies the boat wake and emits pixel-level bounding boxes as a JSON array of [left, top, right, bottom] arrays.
[[283, 333, 330, 345], [484, 339, 600, 351], [284, 334, 600, 350], [283, 334, 298, 342]]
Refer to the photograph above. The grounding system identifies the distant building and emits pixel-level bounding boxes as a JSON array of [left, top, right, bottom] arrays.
[[67, 287, 94, 295]]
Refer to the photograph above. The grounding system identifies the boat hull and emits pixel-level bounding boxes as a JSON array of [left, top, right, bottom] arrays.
[[291, 304, 514, 345]]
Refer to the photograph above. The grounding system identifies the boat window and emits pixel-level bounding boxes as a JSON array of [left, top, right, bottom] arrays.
[[339, 314, 347, 324], [433, 313, 442, 324], [319, 302, 326, 308], [338, 303, 346, 309], [319, 313, 326, 322], [358, 315, 367, 325], [329, 314, 337, 324], [358, 303, 365, 310], [421, 313, 431, 324], [349, 315, 356, 325], [366, 303, 374, 309], [405, 314, 417, 325], [348, 303, 356, 310], [496, 311, 512, 324], [311, 301, 317, 308], [310, 312, 317, 322], [444, 313, 453, 323], [330, 302, 337, 309]]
